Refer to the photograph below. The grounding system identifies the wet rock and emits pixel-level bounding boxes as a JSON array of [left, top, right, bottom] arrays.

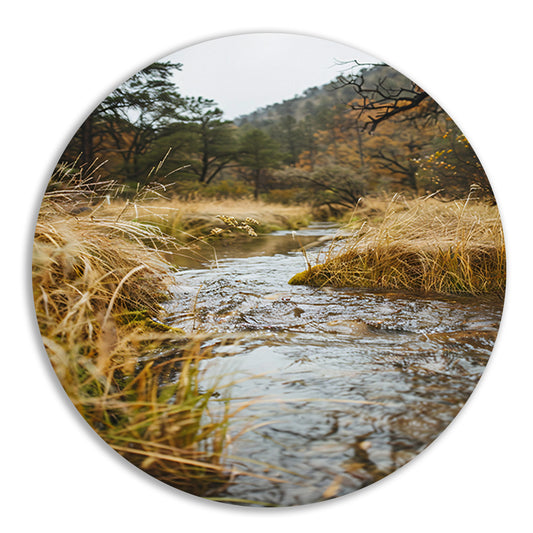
[[263, 292, 292, 301], [325, 318, 371, 335]]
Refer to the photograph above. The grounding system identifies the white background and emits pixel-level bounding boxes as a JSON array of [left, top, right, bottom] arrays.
[[2, 1, 531, 531]]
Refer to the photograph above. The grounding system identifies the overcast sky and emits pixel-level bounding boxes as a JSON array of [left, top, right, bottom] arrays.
[[163, 33, 379, 119]]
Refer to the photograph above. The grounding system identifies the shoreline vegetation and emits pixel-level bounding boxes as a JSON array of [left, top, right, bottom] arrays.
[[125, 197, 313, 241], [33, 168, 318, 498], [33, 175, 239, 497], [290, 194, 505, 297]]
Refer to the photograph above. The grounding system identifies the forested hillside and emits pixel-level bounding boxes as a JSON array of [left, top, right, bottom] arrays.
[[59, 60, 492, 212]]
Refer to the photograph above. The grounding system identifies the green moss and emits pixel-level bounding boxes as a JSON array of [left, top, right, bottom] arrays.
[[288, 265, 328, 286], [257, 223, 284, 233], [118, 309, 185, 334]]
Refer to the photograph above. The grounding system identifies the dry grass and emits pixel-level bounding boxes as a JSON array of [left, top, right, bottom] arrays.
[[112, 197, 313, 240], [33, 166, 240, 496], [290, 194, 506, 296]]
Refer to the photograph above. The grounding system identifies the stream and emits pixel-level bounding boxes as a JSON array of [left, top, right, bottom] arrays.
[[164, 223, 503, 506]]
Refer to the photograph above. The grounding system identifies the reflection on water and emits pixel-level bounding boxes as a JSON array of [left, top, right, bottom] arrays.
[[169, 223, 338, 269], [164, 224, 503, 506]]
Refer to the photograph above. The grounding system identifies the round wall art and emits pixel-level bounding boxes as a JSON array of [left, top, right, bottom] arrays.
[[32, 33, 505, 506]]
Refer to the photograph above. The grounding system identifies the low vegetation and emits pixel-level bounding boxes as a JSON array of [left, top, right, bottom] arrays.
[[33, 172, 242, 496], [123, 197, 313, 241], [34, 164, 319, 496], [289, 193, 505, 296]]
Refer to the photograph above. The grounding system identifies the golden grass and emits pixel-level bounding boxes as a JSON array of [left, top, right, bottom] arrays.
[[289, 194, 506, 296], [110, 197, 313, 240], [33, 168, 239, 496]]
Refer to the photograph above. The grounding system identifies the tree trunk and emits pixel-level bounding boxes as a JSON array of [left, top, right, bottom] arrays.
[[79, 117, 94, 168], [253, 169, 261, 200]]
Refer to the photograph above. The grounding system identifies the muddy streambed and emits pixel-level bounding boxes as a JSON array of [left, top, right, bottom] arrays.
[[164, 223, 503, 506]]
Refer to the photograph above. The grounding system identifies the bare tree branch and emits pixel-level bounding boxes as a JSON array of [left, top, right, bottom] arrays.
[[334, 63, 441, 133]]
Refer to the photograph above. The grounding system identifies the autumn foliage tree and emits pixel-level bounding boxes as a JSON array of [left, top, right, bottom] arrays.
[[416, 121, 493, 198], [328, 62, 491, 199]]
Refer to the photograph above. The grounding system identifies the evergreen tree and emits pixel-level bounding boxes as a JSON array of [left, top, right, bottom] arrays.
[[238, 129, 282, 199]]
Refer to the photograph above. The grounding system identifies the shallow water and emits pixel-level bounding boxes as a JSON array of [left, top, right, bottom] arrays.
[[164, 224, 503, 506]]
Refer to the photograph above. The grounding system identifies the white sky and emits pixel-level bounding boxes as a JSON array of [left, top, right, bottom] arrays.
[[163, 33, 379, 119]]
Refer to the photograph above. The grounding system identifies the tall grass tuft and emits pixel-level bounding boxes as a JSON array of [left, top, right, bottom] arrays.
[[33, 165, 235, 496], [290, 194, 506, 296]]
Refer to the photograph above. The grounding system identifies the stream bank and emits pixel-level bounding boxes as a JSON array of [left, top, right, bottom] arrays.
[[164, 223, 503, 505]]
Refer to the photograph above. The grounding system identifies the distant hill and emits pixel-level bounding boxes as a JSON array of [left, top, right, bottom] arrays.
[[233, 64, 410, 127], [233, 79, 353, 127]]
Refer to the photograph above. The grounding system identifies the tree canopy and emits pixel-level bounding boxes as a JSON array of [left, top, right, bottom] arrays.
[[58, 58, 492, 205], [63, 61, 183, 179], [238, 129, 283, 199]]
